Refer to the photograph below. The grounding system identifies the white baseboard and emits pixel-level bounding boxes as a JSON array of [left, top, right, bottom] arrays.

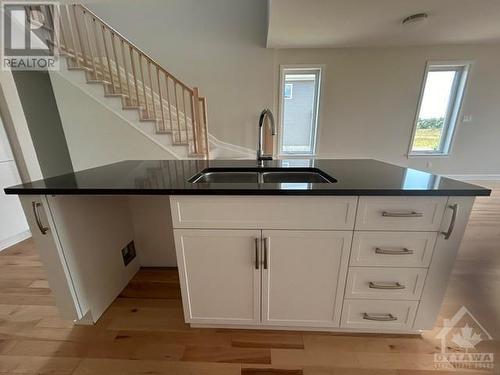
[[0, 230, 31, 252], [445, 174, 500, 181], [190, 323, 420, 335], [208, 134, 254, 159]]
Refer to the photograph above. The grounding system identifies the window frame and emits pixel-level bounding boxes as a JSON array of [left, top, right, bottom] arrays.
[[408, 60, 471, 157], [278, 65, 324, 157]]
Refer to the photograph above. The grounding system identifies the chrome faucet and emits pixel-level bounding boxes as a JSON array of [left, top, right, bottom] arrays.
[[257, 108, 276, 162]]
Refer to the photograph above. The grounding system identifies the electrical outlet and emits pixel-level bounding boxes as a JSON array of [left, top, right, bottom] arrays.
[[121, 241, 136, 266], [462, 115, 472, 123]]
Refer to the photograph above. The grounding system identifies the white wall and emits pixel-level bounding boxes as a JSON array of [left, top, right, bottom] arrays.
[[275, 44, 500, 175], [50, 71, 177, 171], [87, 0, 275, 151], [0, 116, 30, 251], [0, 70, 43, 181]]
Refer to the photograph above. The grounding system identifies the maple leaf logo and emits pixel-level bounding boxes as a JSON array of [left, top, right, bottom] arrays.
[[451, 324, 482, 349]]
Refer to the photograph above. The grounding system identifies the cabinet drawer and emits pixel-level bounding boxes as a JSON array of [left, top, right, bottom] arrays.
[[170, 196, 357, 230], [345, 267, 427, 300], [350, 231, 437, 267], [355, 197, 447, 231], [341, 299, 418, 331]]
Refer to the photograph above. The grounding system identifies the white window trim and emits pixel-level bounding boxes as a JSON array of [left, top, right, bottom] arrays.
[[408, 60, 472, 158], [278, 64, 325, 157]]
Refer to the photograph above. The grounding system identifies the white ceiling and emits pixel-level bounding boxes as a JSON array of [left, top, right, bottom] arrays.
[[267, 0, 500, 48]]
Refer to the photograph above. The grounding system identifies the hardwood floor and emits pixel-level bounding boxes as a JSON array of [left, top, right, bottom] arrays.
[[1, 189, 499, 374]]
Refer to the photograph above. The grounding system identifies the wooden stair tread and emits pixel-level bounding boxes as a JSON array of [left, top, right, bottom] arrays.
[[86, 79, 113, 85], [104, 93, 125, 98], [139, 119, 160, 123]]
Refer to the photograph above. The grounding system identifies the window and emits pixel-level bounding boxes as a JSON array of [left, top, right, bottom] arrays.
[[279, 67, 322, 155], [409, 62, 470, 156]]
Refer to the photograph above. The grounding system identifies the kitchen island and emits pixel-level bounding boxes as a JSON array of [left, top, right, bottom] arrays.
[[5, 159, 490, 333]]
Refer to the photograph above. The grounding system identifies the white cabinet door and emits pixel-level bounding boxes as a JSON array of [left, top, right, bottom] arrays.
[[174, 229, 261, 325], [261, 230, 352, 328]]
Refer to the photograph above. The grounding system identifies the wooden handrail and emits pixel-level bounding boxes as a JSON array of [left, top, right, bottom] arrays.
[[77, 5, 194, 94], [51, 3, 208, 158]]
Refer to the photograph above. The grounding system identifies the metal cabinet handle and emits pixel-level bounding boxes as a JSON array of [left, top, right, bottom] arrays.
[[375, 247, 414, 255], [363, 313, 397, 321], [369, 281, 406, 290], [263, 237, 269, 270], [32, 201, 49, 235], [382, 211, 423, 218], [441, 203, 458, 240], [254, 238, 259, 270]]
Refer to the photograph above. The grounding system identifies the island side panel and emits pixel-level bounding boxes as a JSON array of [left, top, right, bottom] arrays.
[[413, 196, 475, 330], [19, 195, 82, 321], [45, 195, 140, 323]]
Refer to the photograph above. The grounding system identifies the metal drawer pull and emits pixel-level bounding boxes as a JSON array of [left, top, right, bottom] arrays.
[[254, 238, 259, 270], [375, 247, 414, 255], [32, 202, 49, 235], [363, 313, 398, 321], [441, 203, 458, 240], [369, 281, 406, 290], [263, 237, 269, 270], [382, 211, 423, 218]]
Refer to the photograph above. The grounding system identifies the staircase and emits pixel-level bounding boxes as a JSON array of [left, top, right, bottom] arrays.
[[39, 4, 209, 158]]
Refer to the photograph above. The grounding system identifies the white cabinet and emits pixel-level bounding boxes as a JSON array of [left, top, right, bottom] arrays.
[[261, 230, 351, 327], [18, 195, 140, 324], [170, 195, 475, 333], [346, 197, 475, 332], [175, 229, 350, 328], [12, 192, 476, 333], [345, 267, 427, 300], [170, 196, 357, 230], [171, 196, 358, 328], [350, 231, 437, 267], [341, 299, 418, 331], [174, 229, 261, 325], [355, 196, 447, 231]]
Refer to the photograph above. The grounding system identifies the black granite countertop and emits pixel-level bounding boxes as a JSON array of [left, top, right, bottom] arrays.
[[4, 159, 491, 196]]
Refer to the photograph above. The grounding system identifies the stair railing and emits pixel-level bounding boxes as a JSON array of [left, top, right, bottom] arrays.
[[44, 4, 209, 158]]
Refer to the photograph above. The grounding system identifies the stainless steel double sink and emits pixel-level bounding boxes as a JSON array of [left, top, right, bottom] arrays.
[[189, 167, 337, 184]]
